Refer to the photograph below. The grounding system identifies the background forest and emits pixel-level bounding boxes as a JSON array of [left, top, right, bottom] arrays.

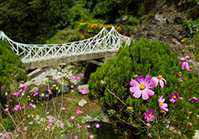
[[0, 0, 198, 43]]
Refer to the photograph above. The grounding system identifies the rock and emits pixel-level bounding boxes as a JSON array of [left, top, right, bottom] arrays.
[[78, 99, 88, 107], [193, 130, 199, 139], [154, 13, 167, 24]]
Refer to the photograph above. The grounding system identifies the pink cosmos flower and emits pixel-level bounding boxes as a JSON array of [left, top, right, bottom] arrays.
[[19, 83, 28, 92], [78, 85, 89, 95], [180, 56, 191, 72], [12, 91, 21, 97], [144, 108, 155, 122], [28, 103, 36, 109], [75, 107, 83, 115], [33, 90, 39, 97], [47, 115, 55, 129], [189, 97, 199, 103], [14, 104, 22, 111], [152, 75, 166, 88], [169, 92, 180, 103], [59, 121, 64, 129], [77, 123, 82, 128], [95, 123, 100, 128], [158, 96, 168, 112], [69, 116, 76, 122], [69, 74, 83, 82], [130, 75, 155, 100]]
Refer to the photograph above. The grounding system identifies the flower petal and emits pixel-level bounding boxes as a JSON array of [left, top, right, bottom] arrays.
[[159, 80, 165, 88], [147, 89, 154, 97], [152, 77, 158, 87], [130, 80, 139, 87], [132, 89, 141, 98], [142, 91, 149, 100], [136, 76, 144, 83]]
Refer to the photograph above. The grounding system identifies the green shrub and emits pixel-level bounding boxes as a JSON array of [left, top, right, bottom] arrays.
[[0, 41, 27, 104], [46, 28, 85, 44], [89, 39, 199, 138], [183, 19, 199, 39], [68, 3, 92, 25]]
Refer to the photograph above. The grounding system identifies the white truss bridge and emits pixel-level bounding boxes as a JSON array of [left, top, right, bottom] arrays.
[[0, 27, 131, 69]]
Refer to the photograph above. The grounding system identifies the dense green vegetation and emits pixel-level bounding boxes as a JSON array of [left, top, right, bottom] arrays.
[[89, 39, 199, 138], [0, 0, 198, 43], [0, 41, 27, 107]]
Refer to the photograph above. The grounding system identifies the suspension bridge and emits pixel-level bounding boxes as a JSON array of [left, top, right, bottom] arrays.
[[0, 27, 131, 69]]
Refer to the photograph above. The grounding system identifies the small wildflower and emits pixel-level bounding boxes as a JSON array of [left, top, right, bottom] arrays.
[[169, 92, 180, 103], [144, 108, 155, 122], [75, 107, 83, 115], [69, 116, 75, 122], [152, 75, 166, 88], [78, 85, 89, 95], [189, 97, 199, 103], [13, 91, 21, 97], [180, 56, 191, 72], [158, 96, 168, 112], [95, 123, 100, 128], [28, 103, 36, 109], [14, 103, 22, 111]]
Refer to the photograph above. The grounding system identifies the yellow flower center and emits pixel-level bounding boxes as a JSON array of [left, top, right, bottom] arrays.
[[159, 102, 164, 107], [158, 75, 162, 80], [139, 83, 145, 90], [127, 106, 133, 112], [172, 95, 176, 99]]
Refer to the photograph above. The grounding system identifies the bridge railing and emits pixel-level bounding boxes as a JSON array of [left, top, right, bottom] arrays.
[[0, 27, 131, 63]]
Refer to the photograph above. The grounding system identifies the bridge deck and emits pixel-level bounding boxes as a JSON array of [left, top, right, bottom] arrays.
[[25, 49, 117, 69]]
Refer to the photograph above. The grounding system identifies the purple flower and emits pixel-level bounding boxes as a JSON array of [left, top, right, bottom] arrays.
[[130, 75, 155, 100], [152, 75, 166, 88], [189, 97, 199, 103], [19, 83, 28, 92], [75, 107, 83, 115], [12, 91, 21, 97], [33, 90, 39, 97], [28, 103, 36, 109], [180, 56, 191, 72], [78, 85, 89, 95], [169, 92, 180, 103], [144, 108, 155, 122], [158, 96, 168, 112], [14, 104, 22, 111], [95, 123, 100, 128]]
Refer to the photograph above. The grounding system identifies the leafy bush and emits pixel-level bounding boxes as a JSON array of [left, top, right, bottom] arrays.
[[46, 28, 85, 44], [0, 41, 27, 92], [89, 39, 199, 138], [183, 19, 199, 39], [0, 41, 27, 107], [68, 3, 92, 26]]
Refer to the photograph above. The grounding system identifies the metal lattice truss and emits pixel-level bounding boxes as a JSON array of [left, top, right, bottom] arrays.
[[0, 27, 131, 64]]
